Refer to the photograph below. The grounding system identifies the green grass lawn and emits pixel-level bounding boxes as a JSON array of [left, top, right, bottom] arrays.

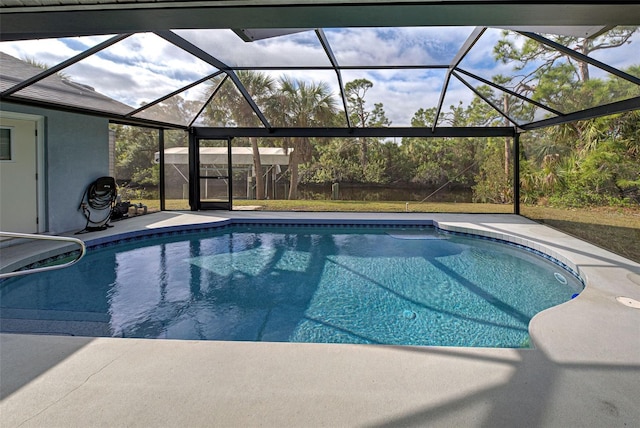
[[135, 198, 639, 263], [521, 205, 640, 263], [236, 200, 515, 213]]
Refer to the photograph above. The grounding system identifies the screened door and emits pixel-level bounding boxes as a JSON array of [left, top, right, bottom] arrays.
[[196, 138, 232, 210]]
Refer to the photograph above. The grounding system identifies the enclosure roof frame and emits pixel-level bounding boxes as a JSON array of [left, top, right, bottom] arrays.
[[0, 2, 638, 132], [192, 126, 516, 139]]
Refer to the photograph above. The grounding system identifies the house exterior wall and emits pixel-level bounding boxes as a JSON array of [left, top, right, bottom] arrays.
[[1, 102, 110, 234]]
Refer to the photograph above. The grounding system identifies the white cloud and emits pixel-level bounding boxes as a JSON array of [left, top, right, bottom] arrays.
[[0, 28, 487, 125], [462, 27, 640, 83], [2, 33, 219, 108], [1, 39, 80, 66], [588, 29, 640, 77], [2, 26, 636, 125], [176, 29, 330, 67], [323, 27, 474, 66]]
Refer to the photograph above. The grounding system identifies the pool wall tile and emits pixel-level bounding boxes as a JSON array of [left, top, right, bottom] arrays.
[[4, 218, 584, 288], [431, 221, 584, 285]]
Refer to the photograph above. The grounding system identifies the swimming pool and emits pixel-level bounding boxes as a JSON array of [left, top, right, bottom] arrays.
[[0, 222, 583, 347]]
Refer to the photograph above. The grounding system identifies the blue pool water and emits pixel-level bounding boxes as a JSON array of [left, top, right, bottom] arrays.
[[0, 224, 583, 347]]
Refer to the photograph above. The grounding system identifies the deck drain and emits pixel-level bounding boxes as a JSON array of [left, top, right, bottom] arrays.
[[615, 296, 640, 309]]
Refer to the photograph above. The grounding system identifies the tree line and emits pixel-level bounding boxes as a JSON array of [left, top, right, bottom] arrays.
[[115, 28, 639, 206]]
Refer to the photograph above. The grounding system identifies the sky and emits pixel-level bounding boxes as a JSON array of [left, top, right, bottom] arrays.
[[1, 26, 638, 127]]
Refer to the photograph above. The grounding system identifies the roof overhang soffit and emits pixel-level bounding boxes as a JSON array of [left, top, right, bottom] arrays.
[[2, 2, 640, 41]]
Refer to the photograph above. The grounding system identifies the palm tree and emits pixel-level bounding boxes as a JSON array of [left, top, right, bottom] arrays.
[[273, 76, 338, 199], [206, 71, 274, 199]]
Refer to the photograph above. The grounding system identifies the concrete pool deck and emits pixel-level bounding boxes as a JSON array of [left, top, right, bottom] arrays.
[[1, 211, 639, 427]]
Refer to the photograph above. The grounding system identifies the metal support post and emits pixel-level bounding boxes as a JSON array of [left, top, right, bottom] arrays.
[[513, 130, 521, 215], [188, 129, 198, 211], [159, 128, 166, 211]]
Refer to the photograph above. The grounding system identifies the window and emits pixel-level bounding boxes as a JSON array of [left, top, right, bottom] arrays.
[[0, 127, 12, 161]]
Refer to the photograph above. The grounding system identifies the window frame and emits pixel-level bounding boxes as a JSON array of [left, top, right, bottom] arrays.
[[0, 126, 14, 162]]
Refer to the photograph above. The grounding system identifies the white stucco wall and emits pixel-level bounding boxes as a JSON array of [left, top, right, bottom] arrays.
[[1, 103, 110, 234]]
